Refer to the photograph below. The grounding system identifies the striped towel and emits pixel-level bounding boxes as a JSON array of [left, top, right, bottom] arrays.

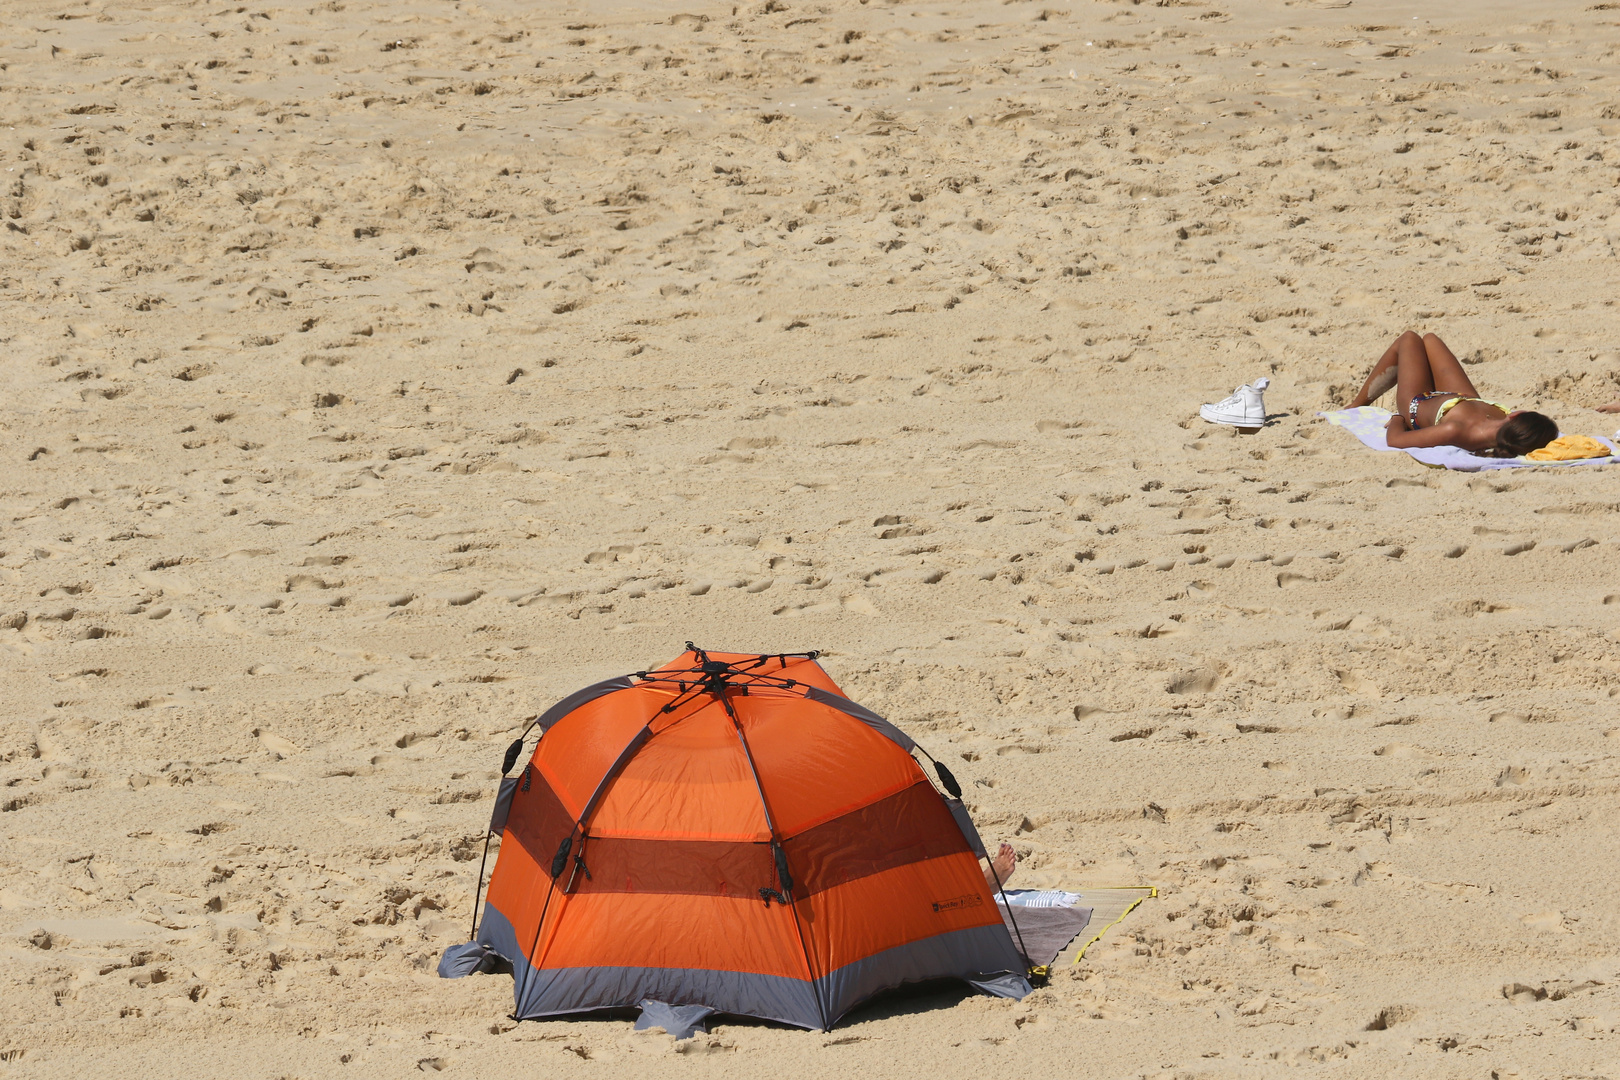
[[998, 889, 1084, 909]]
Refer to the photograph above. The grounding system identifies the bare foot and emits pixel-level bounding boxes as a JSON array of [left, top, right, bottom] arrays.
[[1597, 400, 1620, 414], [982, 841, 1017, 893]]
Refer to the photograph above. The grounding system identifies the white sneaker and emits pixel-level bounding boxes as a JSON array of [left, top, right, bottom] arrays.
[[1200, 377, 1269, 428]]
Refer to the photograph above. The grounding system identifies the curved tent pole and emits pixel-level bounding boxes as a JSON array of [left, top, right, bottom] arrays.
[[713, 682, 831, 1033], [511, 682, 711, 1017]]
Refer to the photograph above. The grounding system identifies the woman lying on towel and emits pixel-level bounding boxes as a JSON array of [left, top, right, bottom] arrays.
[[1347, 330, 1558, 456]]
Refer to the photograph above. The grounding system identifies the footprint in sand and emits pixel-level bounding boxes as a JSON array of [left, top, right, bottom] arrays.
[[1363, 1004, 1418, 1031], [1335, 670, 1381, 697], [1518, 911, 1570, 934], [253, 729, 303, 759], [1109, 727, 1155, 742], [1166, 665, 1223, 695], [842, 594, 879, 616], [285, 574, 341, 592], [773, 599, 841, 617], [198, 611, 245, 635]]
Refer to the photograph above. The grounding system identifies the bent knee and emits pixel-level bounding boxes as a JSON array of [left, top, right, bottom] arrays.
[[1398, 329, 1424, 345]]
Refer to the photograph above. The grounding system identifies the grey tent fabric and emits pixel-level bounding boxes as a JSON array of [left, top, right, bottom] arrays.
[[945, 798, 987, 858], [488, 776, 518, 835], [438, 940, 510, 979], [478, 904, 1028, 1030], [634, 1001, 716, 1040], [533, 675, 638, 733], [802, 686, 916, 752]]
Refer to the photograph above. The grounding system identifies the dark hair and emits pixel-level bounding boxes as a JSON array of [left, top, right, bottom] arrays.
[[1493, 411, 1558, 457]]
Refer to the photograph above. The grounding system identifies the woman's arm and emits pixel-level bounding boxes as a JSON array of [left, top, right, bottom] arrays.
[[1384, 416, 1468, 449]]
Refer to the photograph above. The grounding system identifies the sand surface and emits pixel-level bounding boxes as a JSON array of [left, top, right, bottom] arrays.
[[4, 0, 1620, 1074]]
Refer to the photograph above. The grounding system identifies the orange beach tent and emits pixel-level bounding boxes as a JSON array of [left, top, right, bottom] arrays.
[[439, 646, 1031, 1033]]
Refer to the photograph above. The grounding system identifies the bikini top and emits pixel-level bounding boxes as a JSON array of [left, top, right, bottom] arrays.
[[1409, 391, 1510, 429], [1435, 395, 1507, 421]]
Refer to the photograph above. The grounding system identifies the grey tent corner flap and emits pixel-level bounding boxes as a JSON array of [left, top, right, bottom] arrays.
[[489, 776, 518, 835], [965, 972, 1032, 999], [438, 940, 509, 979], [635, 1000, 716, 1040]]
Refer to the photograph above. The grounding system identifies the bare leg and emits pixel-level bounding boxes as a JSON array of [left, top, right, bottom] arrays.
[[1394, 330, 1436, 421], [1422, 333, 1481, 397], [983, 841, 1016, 894], [1349, 336, 1402, 407]]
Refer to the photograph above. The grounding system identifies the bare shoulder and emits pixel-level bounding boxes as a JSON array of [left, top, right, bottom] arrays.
[[1456, 416, 1500, 453]]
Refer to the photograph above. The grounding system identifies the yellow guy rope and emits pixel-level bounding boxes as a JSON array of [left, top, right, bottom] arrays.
[[1072, 885, 1158, 964]]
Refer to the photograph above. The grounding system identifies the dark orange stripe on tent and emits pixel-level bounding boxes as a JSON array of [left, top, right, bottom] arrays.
[[522, 854, 997, 978], [784, 780, 968, 896], [498, 766, 573, 871], [566, 836, 776, 898], [532, 780, 967, 901]]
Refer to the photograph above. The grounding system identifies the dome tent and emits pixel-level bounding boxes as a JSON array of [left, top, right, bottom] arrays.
[[440, 646, 1032, 1035]]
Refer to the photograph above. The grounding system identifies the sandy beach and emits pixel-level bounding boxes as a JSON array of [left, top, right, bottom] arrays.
[[4, 0, 1619, 1073]]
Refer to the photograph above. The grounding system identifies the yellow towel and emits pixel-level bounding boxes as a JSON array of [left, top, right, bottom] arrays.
[[1526, 435, 1612, 462]]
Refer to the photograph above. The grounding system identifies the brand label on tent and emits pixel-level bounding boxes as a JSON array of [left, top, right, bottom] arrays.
[[931, 894, 984, 914]]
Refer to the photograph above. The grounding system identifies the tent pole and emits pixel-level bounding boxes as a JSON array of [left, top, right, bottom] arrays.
[[716, 683, 830, 1032], [983, 851, 1033, 978], [468, 828, 494, 939], [511, 683, 709, 1018]]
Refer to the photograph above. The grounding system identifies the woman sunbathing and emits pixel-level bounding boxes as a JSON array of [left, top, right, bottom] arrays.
[[1347, 331, 1558, 456]]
